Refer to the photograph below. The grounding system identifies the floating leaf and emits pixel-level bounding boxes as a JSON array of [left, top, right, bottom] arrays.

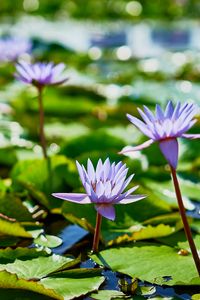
[[107, 224, 175, 246], [92, 243, 200, 286], [0, 248, 104, 299], [0, 254, 73, 279], [90, 290, 129, 299], [0, 216, 31, 238], [178, 235, 200, 252], [41, 268, 105, 300], [0, 247, 48, 263], [0, 270, 61, 299], [0, 194, 32, 222], [34, 234, 63, 249]]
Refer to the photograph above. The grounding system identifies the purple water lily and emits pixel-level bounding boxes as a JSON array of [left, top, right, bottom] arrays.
[[0, 37, 31, 62], [15, 61, 68, 159], [120, 101, 200, 275], [120, 101, 200, 168], [15, 61, 68, 87], [53, 158, 145, 221]]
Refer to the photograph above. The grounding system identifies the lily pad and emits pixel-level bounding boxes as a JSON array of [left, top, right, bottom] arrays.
[[0, 248, 104, 299], [0, 216, 31, 238], [92, 243, 200, 286], [90, 290, 129, 299], [34, 234, 63, 249]]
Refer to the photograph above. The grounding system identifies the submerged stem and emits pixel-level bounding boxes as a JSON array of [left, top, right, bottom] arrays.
[[170, 166, 200, 276], [92, 212, 102, 253], [38, 86, 47, 159]]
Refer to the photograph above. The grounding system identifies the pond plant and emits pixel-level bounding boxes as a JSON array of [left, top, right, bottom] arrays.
[[120, 101, 200, 275], [15, 61, 68, 159], [53, 158, 145, 252]]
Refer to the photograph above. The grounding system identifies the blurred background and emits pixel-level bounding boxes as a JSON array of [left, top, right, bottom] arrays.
[[0, 0, 200, 176]]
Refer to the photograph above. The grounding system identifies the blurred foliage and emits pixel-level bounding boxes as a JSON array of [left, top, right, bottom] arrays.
[[1, 0, 200, 20]]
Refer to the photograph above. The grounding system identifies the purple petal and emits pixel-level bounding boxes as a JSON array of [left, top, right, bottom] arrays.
[[52, 63, 65, 76], [127, 114, 154, 139], [115, 168, 128, 185], [52, 193, 91, 203], [103, 158, 111, 181], [15, 65, 31, 81], [155, 104, 164, 120], [159, 138, 178, 169], [172, 102, 181, 120], [119, 139, 154, 154], [182, 133, 200, 139], [104, 181, 112, 198], [117, 194, 146, 204], [164, 101, 174, 118], [85, 182, 98, 202], [76, 161, 86, 185], [114, 161, 123, 173], [96, 181, 105, 198], [143, 105, 155, 122], [137, 108, 152, 125], [122, 185, 139, 198], [95, 204, 115, 220], [96, 159, 103, 181], [87, 159, 95, 183]]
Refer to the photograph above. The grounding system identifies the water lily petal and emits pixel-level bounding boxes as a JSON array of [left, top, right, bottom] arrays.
[[87, 159, 96, 183], [164, 101, 174, 118], [127, 114, 154, 139], [119, 139, 154, 154], [159, 138, 178, 169], [76, 161, 86, 185], [182, 133, 200, 139], [95, 204, 115, 220], [117, 194, 146, 204], [52, 193, 91, 203], [155, 104, 164, 120], [143, 105, 155, 122]]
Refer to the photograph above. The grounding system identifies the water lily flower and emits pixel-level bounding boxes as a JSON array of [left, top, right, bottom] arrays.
[[0, 37, 31, 62], [120, 101, 200, 275], [15, 61, 68, 159], [53, 158, 145, 221], [120, 101, 200, 169], [53, 158, 145, 252], [15, 61, 68, 88]]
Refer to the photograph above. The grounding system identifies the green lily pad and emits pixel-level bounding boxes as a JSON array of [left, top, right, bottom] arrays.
[[0, 194, 32, 222], [0, 270, 61, 299], [0, 247, 48, 263], [0, 216, 31, 238], [90, 290, 129, 299], [34, 234, 63, 248], [92, 243, 200, 286], [0, 248, 104, 299], [0, 254, 73, 279]]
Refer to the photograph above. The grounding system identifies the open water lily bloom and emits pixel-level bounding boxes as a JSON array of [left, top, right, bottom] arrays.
[[120, 101, 200, 169], [15, 61, 68, 87], [53, 158, 145, 221]]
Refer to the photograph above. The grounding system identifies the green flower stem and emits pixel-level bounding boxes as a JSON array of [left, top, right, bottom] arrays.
[[170, 166, 200, 276], [92, 212, 102, 253], [38, 86, 47, 159]]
